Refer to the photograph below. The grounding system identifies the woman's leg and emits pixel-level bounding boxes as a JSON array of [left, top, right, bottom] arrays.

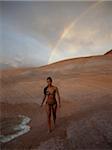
[[52, 103, 57, 126], [45, 103, 52, 132]]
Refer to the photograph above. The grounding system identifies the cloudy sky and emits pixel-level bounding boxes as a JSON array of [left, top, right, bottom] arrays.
[[1, 1, 112, 69]]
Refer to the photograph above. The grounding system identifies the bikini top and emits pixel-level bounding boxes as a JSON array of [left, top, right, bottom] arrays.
[[46, 89, 56, 96]]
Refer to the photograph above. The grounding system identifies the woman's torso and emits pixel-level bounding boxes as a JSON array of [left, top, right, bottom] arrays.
[[46, 86, 57, 104]]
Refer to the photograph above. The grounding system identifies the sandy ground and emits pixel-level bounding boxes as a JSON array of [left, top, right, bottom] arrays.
[[0, 54, 112, 149]]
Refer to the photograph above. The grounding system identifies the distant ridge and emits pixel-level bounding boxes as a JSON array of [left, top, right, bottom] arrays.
[[104, 49, 112, 55], [0, 49, 112, 71]]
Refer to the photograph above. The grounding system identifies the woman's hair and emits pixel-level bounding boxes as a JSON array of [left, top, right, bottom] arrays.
[[47, 76, 52, 82], [44, 77, 52, 95], [44, 86, 48, 95]]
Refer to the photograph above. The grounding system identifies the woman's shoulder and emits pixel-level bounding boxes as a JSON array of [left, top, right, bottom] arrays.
[[53, 85, 58, 90]]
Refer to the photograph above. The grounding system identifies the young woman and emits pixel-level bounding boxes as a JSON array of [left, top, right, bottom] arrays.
[[41, 77, 61, 133]]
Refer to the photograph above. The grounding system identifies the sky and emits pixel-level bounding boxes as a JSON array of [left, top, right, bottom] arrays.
[[0, 1, 112, 69]]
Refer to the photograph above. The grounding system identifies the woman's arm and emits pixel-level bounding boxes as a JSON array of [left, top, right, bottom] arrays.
[[56, 87, 61, 108], [40, 95, 46, 107]]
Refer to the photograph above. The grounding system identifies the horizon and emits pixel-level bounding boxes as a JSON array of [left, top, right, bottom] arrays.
[[1, 50, 111, 71]]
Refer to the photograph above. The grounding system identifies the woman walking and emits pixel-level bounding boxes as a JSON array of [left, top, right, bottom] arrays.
[[41, 77, 61, 133]]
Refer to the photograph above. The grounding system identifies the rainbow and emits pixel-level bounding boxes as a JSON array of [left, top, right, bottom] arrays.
[[48, 0, 103, 64]]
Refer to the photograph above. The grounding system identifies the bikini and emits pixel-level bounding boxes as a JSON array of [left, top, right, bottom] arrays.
[[46, 89, 57, 105]]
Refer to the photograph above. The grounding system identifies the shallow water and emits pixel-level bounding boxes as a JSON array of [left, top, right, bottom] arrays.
[[0, 115, 31, 143]]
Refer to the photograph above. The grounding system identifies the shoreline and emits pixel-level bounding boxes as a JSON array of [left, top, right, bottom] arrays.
[[0, 115, 31, 144]]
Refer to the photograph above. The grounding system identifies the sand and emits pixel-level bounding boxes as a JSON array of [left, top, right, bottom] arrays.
[[0, 54, 112, 149]]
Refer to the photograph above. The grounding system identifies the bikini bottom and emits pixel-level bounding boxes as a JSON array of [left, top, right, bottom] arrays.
[[46, 100, 57, 106]]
